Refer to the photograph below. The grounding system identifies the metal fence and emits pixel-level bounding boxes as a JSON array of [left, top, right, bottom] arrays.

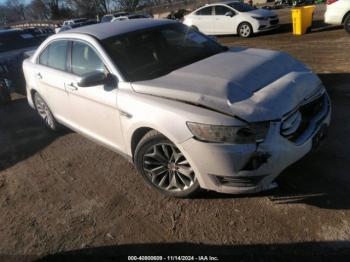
[[9, 20, 60, 29]]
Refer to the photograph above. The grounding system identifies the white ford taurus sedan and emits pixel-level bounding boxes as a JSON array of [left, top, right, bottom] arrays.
[[23, 19, 331, 198], [183, 1, 279, 37]]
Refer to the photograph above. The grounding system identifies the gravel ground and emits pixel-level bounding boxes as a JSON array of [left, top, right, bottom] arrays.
[[1, 4, 350, 262]]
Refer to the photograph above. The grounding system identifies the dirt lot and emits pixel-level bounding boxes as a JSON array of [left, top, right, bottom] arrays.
[[1, 4, 350, 262]]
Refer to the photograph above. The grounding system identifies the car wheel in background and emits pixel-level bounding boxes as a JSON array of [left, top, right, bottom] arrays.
[[33, 92, 60, 131], [238, 22, 253, 38], [0, 82, 11, 105], [344, 14, 350, 34], [134, 130, 201, 198]]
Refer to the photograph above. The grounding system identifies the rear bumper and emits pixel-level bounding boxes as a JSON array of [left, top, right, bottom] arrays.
[[179, 93, 331, 195]]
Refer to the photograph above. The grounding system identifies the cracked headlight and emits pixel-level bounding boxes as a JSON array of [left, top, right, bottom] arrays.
[[186, 122, 270, 144]]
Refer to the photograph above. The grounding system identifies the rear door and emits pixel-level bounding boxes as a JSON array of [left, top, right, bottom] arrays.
[[191, 6, 215, 34], [34, 40, 74, 125]]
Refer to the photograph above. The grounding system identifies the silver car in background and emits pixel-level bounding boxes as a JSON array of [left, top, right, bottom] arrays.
[[23, 20, 331, 197]]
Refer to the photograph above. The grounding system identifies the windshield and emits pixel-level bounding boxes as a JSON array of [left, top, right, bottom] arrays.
[[227, 2, 256, 12], [102, 23, 227, 82]]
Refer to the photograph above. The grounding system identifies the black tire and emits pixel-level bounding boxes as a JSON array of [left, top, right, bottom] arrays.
[[33, 92, 60, 131], [344, 14, 350, 34], [238, 22, 253, 38], [134, 130, 201, 198], [0, 82, 11, 105]]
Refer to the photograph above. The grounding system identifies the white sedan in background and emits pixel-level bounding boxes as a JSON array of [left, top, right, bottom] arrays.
[[324, 0, 350, 33], [184, 1, 279, 37]]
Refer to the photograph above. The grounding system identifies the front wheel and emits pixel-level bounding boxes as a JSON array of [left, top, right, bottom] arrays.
[[344, 14, 350, 34], [134, 130, 201, 198], [238, 22, 253, 38]]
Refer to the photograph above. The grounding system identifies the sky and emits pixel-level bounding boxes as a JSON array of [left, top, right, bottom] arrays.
[[0, 0, 32, 4]]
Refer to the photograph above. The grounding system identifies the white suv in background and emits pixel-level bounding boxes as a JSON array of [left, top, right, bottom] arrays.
[[183, 1, 279, 37], [325, 0, 350, 33]]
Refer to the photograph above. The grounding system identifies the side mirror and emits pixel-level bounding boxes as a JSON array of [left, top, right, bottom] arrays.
[[78, 71, 118, 88], [78, 71, 107, 87], [225, 11, 234, 17]]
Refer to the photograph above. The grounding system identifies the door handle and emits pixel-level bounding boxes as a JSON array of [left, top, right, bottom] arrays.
[[36, 73, 42, 80], [65, 83, 78, 91]]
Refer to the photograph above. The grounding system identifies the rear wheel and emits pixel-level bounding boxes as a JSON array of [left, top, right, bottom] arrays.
[[344, 14, 350, 34], [33, 92, 60, 131], [238, 22, 253, 38], [134, 130, 201, 198]]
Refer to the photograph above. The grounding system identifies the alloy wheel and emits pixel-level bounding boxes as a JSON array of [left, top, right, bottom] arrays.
[[142, 143, 196, 192], [34, 95, 55, 129], [239, 24, 251, 37]]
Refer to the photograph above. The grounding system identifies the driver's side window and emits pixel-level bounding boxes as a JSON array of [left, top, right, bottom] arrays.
[[215, 6, 234, 16], [71, 41, 106, 76]]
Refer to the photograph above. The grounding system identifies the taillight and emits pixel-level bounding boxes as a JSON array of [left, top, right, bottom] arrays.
[[327, 0, 338, 4]]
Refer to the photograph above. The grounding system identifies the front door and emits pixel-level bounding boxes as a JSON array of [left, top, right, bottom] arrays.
[[64, 40, 125, 152], [213, 5, 238, 34]]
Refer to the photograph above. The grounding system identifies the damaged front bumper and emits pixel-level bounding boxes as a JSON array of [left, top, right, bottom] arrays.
[[179, 93, 331, 195]]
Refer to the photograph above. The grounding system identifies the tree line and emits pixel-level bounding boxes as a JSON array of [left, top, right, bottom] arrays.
[[0, 0, 180, 24]]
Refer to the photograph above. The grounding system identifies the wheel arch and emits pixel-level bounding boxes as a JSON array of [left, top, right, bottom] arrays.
[[130, 127, 154, 159], [129, 124, 190, 161], [30, 88, 38, 109], [342, 11, 350, 24], [237, 21, 253, 34]]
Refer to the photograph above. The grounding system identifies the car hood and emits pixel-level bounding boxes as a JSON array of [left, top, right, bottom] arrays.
[[131, 48, 322, 122], [246, 8, 276, 17]]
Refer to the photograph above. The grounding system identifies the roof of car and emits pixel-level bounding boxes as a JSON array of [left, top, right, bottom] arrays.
[[204, 0, 240, 5], [66, 19, 176, 40]]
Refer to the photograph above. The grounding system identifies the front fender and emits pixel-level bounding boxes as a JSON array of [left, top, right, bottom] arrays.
[[117, 90, 243, 156]]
